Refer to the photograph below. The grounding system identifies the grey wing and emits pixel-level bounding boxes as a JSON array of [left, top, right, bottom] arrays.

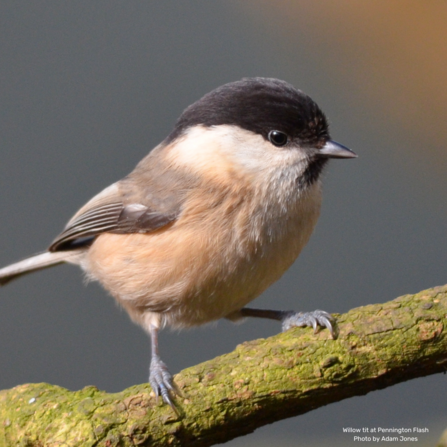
[[49, 182, 179, 252]]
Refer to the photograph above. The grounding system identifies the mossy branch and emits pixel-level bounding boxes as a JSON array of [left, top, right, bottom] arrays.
[[1, 285, 447, 446]]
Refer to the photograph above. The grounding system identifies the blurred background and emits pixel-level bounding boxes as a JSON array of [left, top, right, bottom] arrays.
[[1, 1, 446, 445]]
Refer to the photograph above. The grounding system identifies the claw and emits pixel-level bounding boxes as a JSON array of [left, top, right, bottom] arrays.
[[281, 309, 336, 339], [149, 355, 180, 414]]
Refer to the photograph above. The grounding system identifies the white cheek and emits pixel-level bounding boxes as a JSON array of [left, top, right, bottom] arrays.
[[166, 124, 310, 187], [225, 129, 307, 175], [166, 126, 233, 174]]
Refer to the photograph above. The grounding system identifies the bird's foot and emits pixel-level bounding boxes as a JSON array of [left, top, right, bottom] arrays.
[[149, 355, 180, 412], [281, 309, 335, 339]]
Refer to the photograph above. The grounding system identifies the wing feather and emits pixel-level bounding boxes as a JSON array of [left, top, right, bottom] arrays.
[[49, 183, 178, 251]]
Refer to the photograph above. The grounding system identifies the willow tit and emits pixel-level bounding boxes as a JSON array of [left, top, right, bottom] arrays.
[[0, 78, 356, 408]]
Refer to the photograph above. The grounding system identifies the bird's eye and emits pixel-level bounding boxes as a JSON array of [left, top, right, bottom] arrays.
[[268, 130, 288, 147]]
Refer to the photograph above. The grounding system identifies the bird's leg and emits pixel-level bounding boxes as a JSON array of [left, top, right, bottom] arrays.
[[148, 323, 179, 410], [238, 307, 336, 339]]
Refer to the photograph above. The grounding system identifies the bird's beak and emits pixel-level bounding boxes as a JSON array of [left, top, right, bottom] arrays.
[[318, 140, 357, 159]]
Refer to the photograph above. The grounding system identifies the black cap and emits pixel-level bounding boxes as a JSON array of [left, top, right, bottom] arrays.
[[166, 77, 329, 147]]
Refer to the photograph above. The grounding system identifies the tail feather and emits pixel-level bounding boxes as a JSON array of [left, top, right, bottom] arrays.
[[0, 251, 83, 285]]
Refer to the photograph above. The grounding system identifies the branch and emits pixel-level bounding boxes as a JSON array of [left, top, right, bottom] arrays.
[[1, 285, 447, 446]]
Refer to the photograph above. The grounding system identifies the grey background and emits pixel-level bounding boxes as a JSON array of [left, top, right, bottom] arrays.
[[1, 1, 446, 446]]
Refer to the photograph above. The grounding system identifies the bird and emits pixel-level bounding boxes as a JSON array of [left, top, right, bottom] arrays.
[[0, 77, 356, 408]]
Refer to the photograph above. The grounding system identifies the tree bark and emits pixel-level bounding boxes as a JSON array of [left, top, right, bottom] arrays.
[[1, 285, 447, 446]]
